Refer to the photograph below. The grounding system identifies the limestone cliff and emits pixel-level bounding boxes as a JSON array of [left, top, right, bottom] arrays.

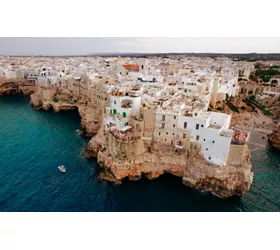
[[29, 84, 254, 198], [183, 144, 253, 198], [0, 80, 35, 96], [30, 85, 101, 137], [86, 128, 253, 198], [268, 123, 280, 150]]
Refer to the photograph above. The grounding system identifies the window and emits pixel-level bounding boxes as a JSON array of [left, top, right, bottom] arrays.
[[213, 141, 215, 143], [161, 123, 165, 129], [141, 65, 144, 69], [184, 122, 187, 129], [206, 148, 208, 151], [166, 132, 168, 135], [203, 139, 206, 141], [114, 101, 116, 105], [196, 135, 200, 141], [196, 124, 199, 130], [125, 122, 128, 126], [172, 133, 175, 136], [208, 157, 211, 160], [183, 133, 186, 139], [174, 116, 176, 119], [159, 132, 161, 136], [173, 124, 175, 128], [195, 113, 197, 116], [162, 115, 165, 121], [171, 141, 173, 145], [201, 125, 204, 128], [165, 139, 166, 141]]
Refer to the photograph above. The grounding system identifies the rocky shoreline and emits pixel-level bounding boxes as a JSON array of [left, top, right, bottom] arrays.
[[2, 83, 254, 198], [84, 127, 253, 198], [268, 123, 280, 150], [30, 86, 102, 137]]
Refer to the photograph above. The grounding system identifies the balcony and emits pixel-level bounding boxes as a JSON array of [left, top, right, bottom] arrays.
[[175, 141, 184, 149]]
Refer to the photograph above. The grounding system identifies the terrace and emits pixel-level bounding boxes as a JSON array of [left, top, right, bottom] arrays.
[[108, 126, 141, 142], [121, 99, 133, 109], [231, 129, 250, 145]]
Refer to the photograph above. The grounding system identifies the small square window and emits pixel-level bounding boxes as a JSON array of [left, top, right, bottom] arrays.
[[209, 157, 211, 160], [174, 116, 176, 119], [172, 133, 175, 135], [201, 125, 204, 127], [166, 132, 168, 135], [173, 124, 175, 127], [203, 139, 206, 141], [159, 132, 161, 136], [206, 148, 208, 151], [213, 141, 215, 143]]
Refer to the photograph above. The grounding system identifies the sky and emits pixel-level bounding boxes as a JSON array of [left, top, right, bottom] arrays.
[[0, 37, 280, 56]]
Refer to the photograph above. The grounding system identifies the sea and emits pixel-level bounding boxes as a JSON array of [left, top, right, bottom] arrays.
[[0, 95, 279, 212]]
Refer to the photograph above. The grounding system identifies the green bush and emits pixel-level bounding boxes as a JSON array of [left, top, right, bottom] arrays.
[[227, 102, 239, 113], [249, 73, 258, 82], [255, 68, 280, 83], [53, 96, 59, 102], [243, 98, 272, 116]]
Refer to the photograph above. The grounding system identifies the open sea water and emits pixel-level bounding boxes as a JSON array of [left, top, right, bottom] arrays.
[[0, 95, 279, 212]]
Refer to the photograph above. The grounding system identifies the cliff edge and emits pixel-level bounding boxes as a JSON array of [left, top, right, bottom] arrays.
[[268, 123, 280, 150], [86, 128, 253, 198]]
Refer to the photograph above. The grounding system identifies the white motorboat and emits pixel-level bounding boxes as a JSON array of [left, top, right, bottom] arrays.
[[58, 165, 66, 173]]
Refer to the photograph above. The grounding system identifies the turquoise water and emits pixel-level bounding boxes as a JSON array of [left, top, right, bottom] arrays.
[[0, 95, 279, 212]]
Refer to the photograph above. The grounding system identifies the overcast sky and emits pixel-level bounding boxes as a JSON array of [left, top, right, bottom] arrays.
[[0, 37, 279, 56]]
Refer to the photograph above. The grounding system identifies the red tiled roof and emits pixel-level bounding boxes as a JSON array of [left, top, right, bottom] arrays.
[[123, 64, 139, 71]]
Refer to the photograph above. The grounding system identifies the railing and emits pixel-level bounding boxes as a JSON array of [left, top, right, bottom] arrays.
[[109, 130, 140, 142]]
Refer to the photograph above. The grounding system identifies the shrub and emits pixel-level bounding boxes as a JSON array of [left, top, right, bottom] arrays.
[[53, 96, 59, 102], [227, 102, 239, 113], [243, 98, 272, 116]]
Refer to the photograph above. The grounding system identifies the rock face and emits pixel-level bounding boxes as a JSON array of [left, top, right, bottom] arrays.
[[77, 104, 102, 137], [0, 80, 36, 96], [183, 145, 253, 198], [29, 83, 254, 198], [0, 82, 21, 96], [86, 128, 253, 198], [30, 85, 102, 137], [268, 123, 280, 150]]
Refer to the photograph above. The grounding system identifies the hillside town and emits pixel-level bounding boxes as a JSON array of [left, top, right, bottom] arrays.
[[1, 55, 280, 197]]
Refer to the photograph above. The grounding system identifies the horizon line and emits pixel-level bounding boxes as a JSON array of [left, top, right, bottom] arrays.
[[1, 52, 280, 57]]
